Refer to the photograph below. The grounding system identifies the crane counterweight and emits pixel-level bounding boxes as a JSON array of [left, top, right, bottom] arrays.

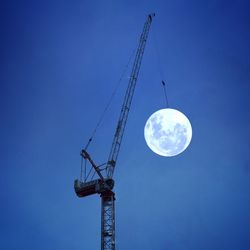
[[74, 178, 114, 198]]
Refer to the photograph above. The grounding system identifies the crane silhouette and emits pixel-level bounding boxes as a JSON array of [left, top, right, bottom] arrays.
[[74, 14, 155, 250]]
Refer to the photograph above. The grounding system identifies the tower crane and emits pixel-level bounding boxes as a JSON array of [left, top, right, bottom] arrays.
[[74, 13, 155, 250]]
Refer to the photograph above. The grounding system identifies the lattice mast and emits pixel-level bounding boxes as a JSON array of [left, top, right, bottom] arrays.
[[101, 16, 154, 248], [74, 14, 154, 250]]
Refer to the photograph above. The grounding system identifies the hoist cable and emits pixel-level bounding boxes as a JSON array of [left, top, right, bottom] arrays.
[[90, 170, 96, 181], [84, 48, 136, 150], [152, 26, 165, 81], [84, 158, 87, 181], [80, 156, 83, 181], [80, 156, 88, 182], [85, 166, 94, 182], [162, 80, 169, 108], [152, 26, 170, 108]]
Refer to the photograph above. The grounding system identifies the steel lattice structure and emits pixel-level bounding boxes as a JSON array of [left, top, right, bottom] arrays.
[[101, 191, 115, 249], [74, 14, 154, 250], [106, 13, 155, 179]]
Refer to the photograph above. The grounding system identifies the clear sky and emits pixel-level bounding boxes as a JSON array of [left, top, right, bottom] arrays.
[[1, 0, 250, 249]]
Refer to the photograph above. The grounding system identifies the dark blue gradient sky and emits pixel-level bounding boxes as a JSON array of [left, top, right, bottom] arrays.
[[1, 1, 250, 249]]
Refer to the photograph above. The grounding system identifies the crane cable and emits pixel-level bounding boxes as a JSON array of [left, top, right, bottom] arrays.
[[162, 80, 169, 108], [81, 48, 136, 181], [83, 48, 136, 151], [152, 26, 170, 108]]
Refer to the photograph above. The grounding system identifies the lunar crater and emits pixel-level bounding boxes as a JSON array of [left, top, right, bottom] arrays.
[[144, 108, 192, 157]]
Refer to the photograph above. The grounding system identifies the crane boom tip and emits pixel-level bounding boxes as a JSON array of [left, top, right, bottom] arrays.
[[149, 13, 156, 20]]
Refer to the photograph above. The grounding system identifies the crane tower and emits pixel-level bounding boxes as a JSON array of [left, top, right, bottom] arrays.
[[74, 13, 155, 250]]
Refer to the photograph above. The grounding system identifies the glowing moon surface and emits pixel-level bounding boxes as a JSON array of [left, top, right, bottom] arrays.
[[144, 108, 192, 157]]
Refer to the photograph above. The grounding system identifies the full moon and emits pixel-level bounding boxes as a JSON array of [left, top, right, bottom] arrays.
[[144, 108, 192, 157]]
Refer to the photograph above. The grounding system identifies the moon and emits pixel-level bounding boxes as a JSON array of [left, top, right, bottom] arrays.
[[144, 108, 192, 157]]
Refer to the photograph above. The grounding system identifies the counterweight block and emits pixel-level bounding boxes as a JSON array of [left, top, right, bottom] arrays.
[[74, 178, 114, 198]]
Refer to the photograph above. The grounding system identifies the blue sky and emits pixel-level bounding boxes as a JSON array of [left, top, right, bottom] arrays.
[[1, 0, 250, 249]]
